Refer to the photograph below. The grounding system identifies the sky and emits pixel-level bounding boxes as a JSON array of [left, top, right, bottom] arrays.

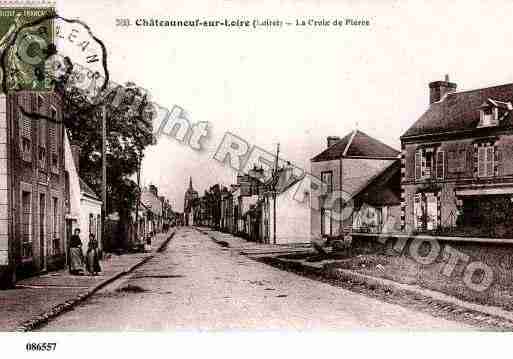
[[59, 0, 513, 212]]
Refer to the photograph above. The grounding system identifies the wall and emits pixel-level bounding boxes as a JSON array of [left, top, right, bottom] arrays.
[[271, 181, 311, 244], [8, 92, 66, 277], [0, 95, 8, 270], [79, 196, 102, 255], [310, 157, 396, 238], [402, 134, 513, 231]]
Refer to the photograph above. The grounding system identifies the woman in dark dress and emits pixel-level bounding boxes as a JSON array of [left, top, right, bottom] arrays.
[[69, 228, 84, 275], [86, 234, 102, 276]]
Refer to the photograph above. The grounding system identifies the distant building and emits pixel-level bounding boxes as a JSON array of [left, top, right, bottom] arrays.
[[141, 184, 164, 233], [183, 177, 198, 226]]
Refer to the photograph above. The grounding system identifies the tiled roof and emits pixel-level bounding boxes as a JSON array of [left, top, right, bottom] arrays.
[[340, 159, 397, 198], [402, 83, 513, 139], [311, 130, 399, 162], [79, 178, 100, 201], [352, 160, 401, 206]]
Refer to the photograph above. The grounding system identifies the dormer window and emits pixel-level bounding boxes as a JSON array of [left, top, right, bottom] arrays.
[[478, 99, 512, 128], [480, 107, 497, 127]]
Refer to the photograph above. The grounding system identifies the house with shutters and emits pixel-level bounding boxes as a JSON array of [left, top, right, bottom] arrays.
[[0, 91, 66, 287], [400, 77, 513, 238], [310, 130, 400, 239]]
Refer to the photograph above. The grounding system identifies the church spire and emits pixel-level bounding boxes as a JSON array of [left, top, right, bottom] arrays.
[[189, 177, 193, 190]]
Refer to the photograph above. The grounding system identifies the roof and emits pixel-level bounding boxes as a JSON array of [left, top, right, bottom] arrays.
[[402, 83, 513, 139], [352, 160, 401, 206], [339, 158, 397, 198], [79, 178, 100, 201], [311, 130, 399, 162]]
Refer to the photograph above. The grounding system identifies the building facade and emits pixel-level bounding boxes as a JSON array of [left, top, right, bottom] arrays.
[[401, 79, 513, 238], [0, 92, 66, 287], [310, 130, 400, 239], [260, 166, 311, 244]]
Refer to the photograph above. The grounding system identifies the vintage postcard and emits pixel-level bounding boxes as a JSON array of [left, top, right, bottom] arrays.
[[0, 0, 512, 357]]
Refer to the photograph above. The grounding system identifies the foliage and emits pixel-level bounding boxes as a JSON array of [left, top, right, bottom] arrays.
[[55, 67, 154, 215]]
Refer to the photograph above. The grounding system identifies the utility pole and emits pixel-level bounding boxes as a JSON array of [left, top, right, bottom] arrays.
[[273, 143, 280, 244], [135, 148, 142, 249], [101, 106, 107, 252]]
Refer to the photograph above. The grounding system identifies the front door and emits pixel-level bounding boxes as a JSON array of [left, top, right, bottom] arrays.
[[39, 193, 46, 270]]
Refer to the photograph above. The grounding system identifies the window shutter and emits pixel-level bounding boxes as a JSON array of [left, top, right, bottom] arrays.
[[478, 147, 486, 177], [414, 193, 422, 229], [415, 150, 422, 180], [19, 113, 31, 139], [436, 151, 444, 179], [486, 146, 494, 177], [458, 148, 466, 172], [49, 124, 57, 154]]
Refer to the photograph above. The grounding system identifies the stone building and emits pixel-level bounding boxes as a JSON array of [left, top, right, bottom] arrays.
[[310, 130, 400, 238], [0, 92, 66, 287], [400, 78, 513, 238]]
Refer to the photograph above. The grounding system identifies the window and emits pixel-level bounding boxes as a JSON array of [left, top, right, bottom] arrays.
[[50, 106, 57, 121], [436, 150, 445, 179], [415, 148, 433, 180], [414, 192, 438, 230], [19, 113, 32, 162], [321, 208, 332, 236], [321, 171, 333, 193], [38, 146, 46, 169], [479, 107, 499, 127], [37, 95, 43, 109], [21, 191, 32, 258], [478, 145, 494, 177], [89, 213, 94, 238], [39, 118, 46, 169], [49, 123, 58, 173]]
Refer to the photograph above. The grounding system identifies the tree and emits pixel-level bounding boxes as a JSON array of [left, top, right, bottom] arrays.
[[54, 63, 154, 221]]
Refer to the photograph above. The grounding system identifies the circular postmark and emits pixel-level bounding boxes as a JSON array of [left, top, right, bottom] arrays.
[[0, 11, 109, 101]]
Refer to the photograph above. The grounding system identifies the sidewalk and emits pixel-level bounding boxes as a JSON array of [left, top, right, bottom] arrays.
[[197, 227, 312, 256], [0, 230, 175, 331], [200, 227, 513, 329]]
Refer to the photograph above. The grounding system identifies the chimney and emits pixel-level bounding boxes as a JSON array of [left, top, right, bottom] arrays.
[[429, 74, 457, 104], [327, 136, 341, 148], [277, 162, 294, 189], [70, 144, 81, 173]]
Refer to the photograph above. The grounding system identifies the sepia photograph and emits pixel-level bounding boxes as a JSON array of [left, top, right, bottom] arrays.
[[0, 0, 512, 357]]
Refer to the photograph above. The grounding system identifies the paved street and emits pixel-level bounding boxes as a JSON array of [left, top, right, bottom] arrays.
[[40, 227, 473, 330], [0, 233, 172, 331]]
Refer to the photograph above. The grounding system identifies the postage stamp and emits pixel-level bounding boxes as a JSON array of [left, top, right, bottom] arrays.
[[0, 4, 55, 91]]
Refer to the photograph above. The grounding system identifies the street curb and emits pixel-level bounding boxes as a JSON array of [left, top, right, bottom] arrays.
[[267, 256, 513, 326], [327, 267, 513, 324], [16, 231, 176, 332]]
